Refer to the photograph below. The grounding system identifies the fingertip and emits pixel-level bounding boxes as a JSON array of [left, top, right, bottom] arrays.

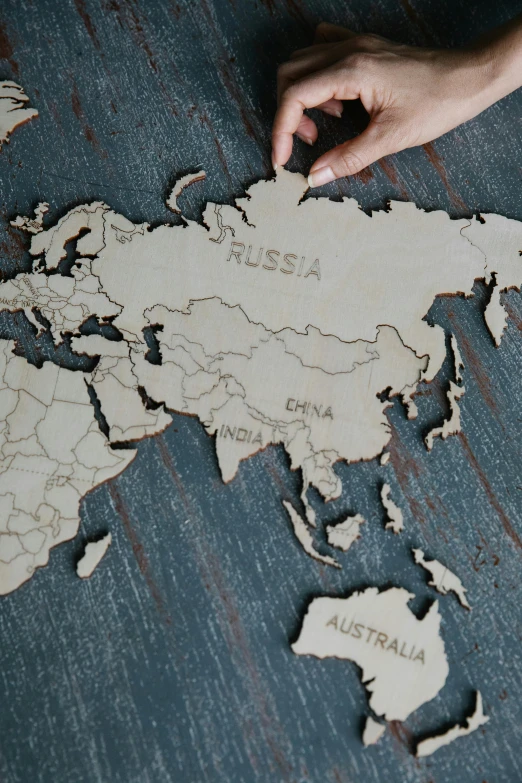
[[317, 98, 344, 118], [314, 21, 356, 43], [313, 21, 328, 43], [309, 155, 326, 174], [321, 106, 343, 118], [308, 152, 336, 186], [295, 114, 318, 145], [308, 165, 335, 188], [271, 130, 293, 170], [271, 143, 292, 170]]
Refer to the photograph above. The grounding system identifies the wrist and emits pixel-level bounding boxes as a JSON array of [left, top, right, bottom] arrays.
[[475, 46, 522, 101], [468, 16, 522, 101]]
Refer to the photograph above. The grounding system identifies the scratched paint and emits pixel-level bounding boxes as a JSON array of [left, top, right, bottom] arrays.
[[0, 1, 521, 782]]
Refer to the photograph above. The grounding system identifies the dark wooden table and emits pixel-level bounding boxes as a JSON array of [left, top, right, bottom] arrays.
[[1, 1, 521, 781]]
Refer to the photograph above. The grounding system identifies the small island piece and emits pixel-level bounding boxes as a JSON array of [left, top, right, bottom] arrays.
[[425, 381, 465, 451], [283, 501, 340, 568], [451, 334, 464, 383], [413, 548, 471, 609], [381, 484, 404, 533], [426, 335, 465, 451], [166, 170, 206, 214], [292, 587, 449, 722], [10, 202, 49, 234], [362, 716, 386, 747], [0, 81, 38, 147], [77, 533, 112, 579], [326, 514, 365, 552], [416, 691, 489, 757], [484, 283, 508, 346], [380, 452, 390, 466]]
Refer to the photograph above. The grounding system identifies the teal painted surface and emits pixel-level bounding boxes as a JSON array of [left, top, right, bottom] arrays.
[[0, 1, 521, 781]]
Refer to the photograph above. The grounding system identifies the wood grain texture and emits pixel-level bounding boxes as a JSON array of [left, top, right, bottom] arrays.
[[0, 0, 521, 781]]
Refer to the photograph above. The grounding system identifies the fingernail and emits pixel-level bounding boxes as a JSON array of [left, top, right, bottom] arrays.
[[296, 134, 314, 146], [273, 162, 278, 172], [323, 108, 343, 118], [307, 166, 334, 188]]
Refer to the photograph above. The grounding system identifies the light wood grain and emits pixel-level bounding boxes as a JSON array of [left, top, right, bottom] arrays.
[[0, 0, 521, 781]]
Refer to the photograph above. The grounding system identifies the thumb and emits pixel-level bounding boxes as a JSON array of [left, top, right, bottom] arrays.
[[308, 122, 397, 187]]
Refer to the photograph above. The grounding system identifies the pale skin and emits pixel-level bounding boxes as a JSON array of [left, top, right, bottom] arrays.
[[272, 17, 522, 187]]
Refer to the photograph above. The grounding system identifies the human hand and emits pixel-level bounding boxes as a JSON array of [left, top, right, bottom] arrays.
[[272, 20, 522, 187]]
